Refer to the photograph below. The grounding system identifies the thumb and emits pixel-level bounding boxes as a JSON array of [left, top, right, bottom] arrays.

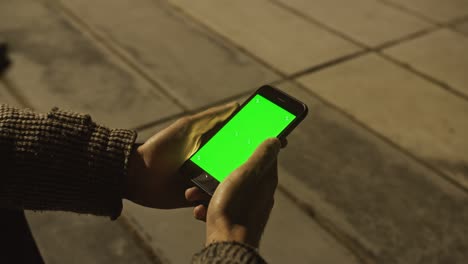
[[231, 138, 281, 185], [211, 138, 281, 212]]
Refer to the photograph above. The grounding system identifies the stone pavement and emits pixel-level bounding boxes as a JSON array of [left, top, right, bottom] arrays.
[[1, 0, 468, 263]]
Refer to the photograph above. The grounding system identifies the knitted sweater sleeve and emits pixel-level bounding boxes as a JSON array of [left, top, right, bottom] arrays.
[[192, 242, 267, 264], [0, 104, 136, 219], [0, 104, 268, 263]]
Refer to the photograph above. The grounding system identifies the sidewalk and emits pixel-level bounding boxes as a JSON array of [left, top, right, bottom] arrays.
[[2, 0, 468, 263]]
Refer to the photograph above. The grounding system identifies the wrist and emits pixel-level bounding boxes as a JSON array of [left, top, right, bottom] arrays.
[[125, 143, 145, 200], [206, 224, 259, 249]]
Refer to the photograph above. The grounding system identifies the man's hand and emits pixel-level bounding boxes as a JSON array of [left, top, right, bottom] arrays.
[[207, 139, 280, 248], [124, 102, 239, 209], [190, 138, 282, 249]]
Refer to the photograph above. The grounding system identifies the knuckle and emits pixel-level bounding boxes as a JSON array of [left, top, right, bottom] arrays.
[[174, 117, 193, 133], [176, 116, 192, 125]]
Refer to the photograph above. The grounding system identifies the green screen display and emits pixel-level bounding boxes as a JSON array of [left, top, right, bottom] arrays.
[[190, 94, 296, 182]]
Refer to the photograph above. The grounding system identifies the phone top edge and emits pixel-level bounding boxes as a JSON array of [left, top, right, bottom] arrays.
[[257, 85, 309, 119]]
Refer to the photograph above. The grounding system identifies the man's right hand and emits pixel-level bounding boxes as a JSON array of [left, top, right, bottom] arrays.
[[187, 138, 281, 249]]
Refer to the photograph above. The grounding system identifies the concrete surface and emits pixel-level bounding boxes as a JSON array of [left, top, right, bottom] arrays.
[[275, 0, 431, 47], [168, 0, 360, 74], [0, 0, 182, 128], [0, 82, 21, 107], [1, 0, 467, 263], [59, 0, 280, 110], [297, 54, 468, 191], [454, 19, 468, 35], [384, 29, 468, 98], [383, 0, 468, 23], [25, 211, 157, 264], [123, 189, 360, 264], [276, 82, 468, 264]]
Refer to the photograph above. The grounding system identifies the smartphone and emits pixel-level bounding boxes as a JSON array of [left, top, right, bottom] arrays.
[[180, 85, 308, 196]]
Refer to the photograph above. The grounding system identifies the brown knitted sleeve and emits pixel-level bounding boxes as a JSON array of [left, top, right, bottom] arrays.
[[192, 242, 267, 264], [0, 104, 136, 219]]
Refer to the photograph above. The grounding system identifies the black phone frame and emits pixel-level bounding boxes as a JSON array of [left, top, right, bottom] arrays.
[[180, 85, 308, 196]]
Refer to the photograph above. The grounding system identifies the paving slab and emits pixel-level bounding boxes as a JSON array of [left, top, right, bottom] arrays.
[[297, 53, 468, 192], [275, 0, 431, 47], [136, 121, 176, 144], [123, 189, 359, 264], [57, 0, 279, 110], [384, 0, 468, 23], [273, 81, 468, 263], [454, 19, 468, 35], [0, 0, 182, 128], [0, 82, 22, 108], [25, 211, 155, 264], [384, 29, 468, 98], [167, 0, 360, 75]]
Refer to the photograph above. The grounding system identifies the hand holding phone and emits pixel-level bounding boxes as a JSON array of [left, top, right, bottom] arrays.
[[125, 102, 239, 209], [203, 138, 281, 248], [183, 85, 308, 248], [181, 85, 308, 195]]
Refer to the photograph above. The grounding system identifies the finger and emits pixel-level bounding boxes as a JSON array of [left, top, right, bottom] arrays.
[[193, 204, 207, 221], [189, 101, 239, 123], [261, 159, 279, 197], [185, 186, 211, 203], [149, 102, 238, 142]]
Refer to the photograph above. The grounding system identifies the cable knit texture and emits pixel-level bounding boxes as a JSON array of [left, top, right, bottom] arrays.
[[0, 104, 266, 263], [0, 104, 136, 219], [193, 242, 267, 264]]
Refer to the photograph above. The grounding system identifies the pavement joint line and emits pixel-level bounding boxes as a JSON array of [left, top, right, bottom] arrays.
[[449, 14, 468, 25], [376, 0, 438, 25], [270, 0, 468, 192], [132, 112, 184, 135], [269, 0, 468, 104], [377, 52, 468, 102], [118, 214, 167, 264], [448, 15, 468, 37], [270, 0, 440, 51], [267, 0, 468, 103], [286, 50, 370, 81], [286, 77, 468, 195], [131, 87, 258, 132], [372, 26, 438, 50], [277, 184, 377, 264], [269, 0, 369, 48], [378, 0, 468, 38], [132, 76, 296, 134], [48, 0, 189, 112], [365, 8, 468, 101], [1, 77, 34, 109], [158, 0, 288, 79], [450, 27, 468, 37]]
